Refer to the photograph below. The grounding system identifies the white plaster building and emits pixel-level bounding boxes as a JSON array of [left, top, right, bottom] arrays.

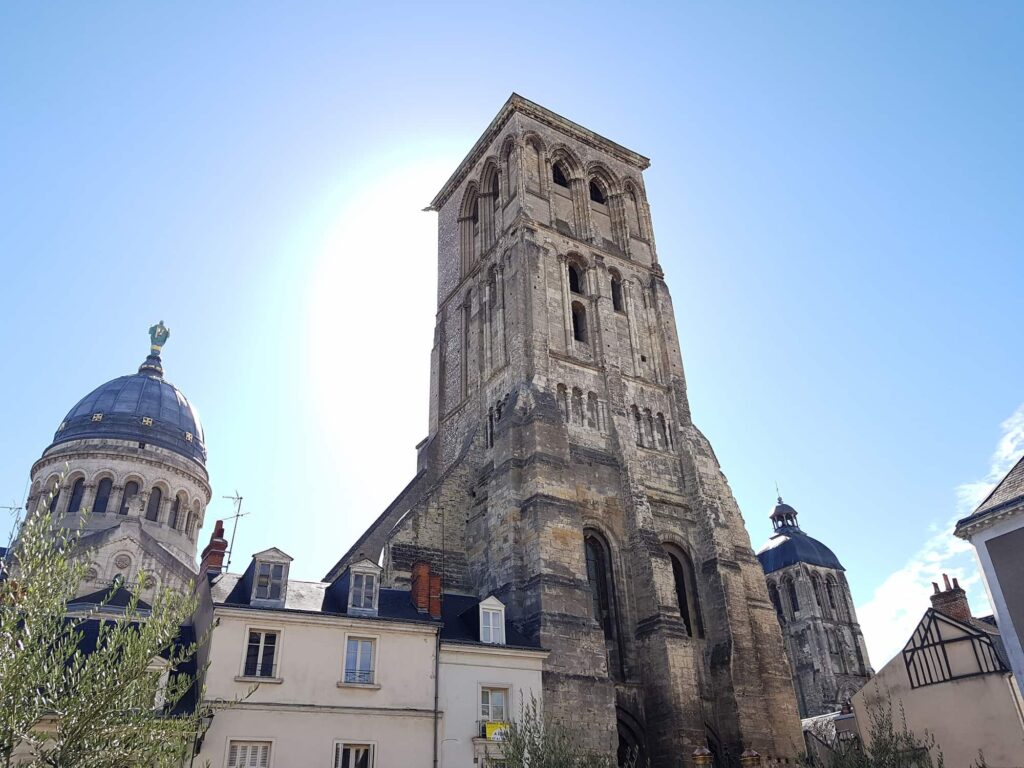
[[193, 533, 545, 768], [955, 454, 1024, 696]]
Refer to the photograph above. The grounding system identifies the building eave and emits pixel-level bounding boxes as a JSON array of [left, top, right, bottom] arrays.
[[428, 93, 651, 211]]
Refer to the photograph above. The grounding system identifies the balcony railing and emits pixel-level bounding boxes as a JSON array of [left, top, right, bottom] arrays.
[[477, 720, 510, 740], [343, 669, 374, 685]]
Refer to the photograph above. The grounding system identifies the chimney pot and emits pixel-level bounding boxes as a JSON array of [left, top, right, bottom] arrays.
[[199, 519, 228, 576], [943, 573, 952, 590]]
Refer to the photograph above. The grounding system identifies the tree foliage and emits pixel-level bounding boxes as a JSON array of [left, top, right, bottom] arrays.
[[0, 485, 204, 767], [499, 696, 643, 768]]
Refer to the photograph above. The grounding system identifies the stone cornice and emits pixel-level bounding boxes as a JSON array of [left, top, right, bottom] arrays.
[[429, 93, 650, 211]]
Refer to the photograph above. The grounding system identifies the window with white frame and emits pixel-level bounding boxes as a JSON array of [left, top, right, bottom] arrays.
[[480, 686, 509, 722], [334, 742, 373, 768], [349, 570, 378, 612], [254, 561, 285, 601], [243, 630, 279, 678], [343, 637, 375, 684], [481, 607, 505, 645], [228, 741, 270, 768]]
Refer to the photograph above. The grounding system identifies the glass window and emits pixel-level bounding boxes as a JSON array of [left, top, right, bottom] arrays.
[[243, 630, 278, 678], [481, 608, 504, 644], [334, 743, 372, 768], [344, 637, 375, 684], [480, 686, 508, 722], [350, 572, 377, 609], [94, 478, 113, 514], [145, 487, 162, 522], [67, 479, 85, 515], [228, 741, 270, 768], [119, 481, 139, 516], [255, 562, 285, 600]]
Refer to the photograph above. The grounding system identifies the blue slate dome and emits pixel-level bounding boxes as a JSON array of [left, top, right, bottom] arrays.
[[49, 353, 206, 465], [756, 497, 844, 575]]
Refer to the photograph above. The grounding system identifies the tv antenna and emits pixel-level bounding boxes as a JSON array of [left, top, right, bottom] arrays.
[[221, 492, 248, 570]]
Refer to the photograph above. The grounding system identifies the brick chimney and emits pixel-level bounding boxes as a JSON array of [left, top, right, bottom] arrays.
[[930, 573, 972, 622], [411, 561, 443, 619], [199, 520, 228, 576]]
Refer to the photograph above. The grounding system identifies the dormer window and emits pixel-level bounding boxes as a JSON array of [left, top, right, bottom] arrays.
[[249, 548, 293, 609], [255, 562, 285, 601], [347, 560, 381, 617], [479, 596, 506, 645]]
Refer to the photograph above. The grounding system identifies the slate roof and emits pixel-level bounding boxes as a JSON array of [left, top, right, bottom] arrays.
[[69, 584, 153, 612], [210, 567, 541, 650], [956, 454, 1024, 532], [48, 355, 206, 465], [757, 526, 845, 575]]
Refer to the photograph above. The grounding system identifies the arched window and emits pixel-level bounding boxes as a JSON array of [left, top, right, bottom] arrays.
[[665, 545, 703, 637], [625, 187, 643, 237], [643, 409, 655, 447], [813, 575, 830, 617], [48, 485, 61, 514], [786, 577, 800, 614], [768, 582, 785, 622], [491, 172, 500, 210], [168, 495, 181, 530], [586, 392, 599, 429], [610, 272, 624, 312], [632, 405, 644, 447], [525, 138, 543, 191], [556, 383, 568, 422], [584, 532, 617, 643], [459, 187, 480, 276], [145, 487, 162, 522], [571, 301, 588, 343], [119, 481, 139, 516], [826, 577, 847, 620], [67, 479, 85, 515], [655, 414, 668, 450], [94, 478, 113, 514], [568, 263, 584, 295], [827, 630, 846, 673], [589, 180, 607, 205], [571, 387, 584, 425], [552, 161, 569, 188]]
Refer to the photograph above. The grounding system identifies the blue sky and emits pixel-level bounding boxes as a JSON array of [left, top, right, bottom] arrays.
[[1, 2, 1021, 665]]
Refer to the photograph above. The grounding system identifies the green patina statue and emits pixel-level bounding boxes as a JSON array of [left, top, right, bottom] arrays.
[[149, 320, 170, 354]]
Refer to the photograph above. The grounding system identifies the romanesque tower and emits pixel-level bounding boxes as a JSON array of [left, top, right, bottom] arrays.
[[328, 95, 803, 764], [25, 323, 210, 600], [757, 497, 872, 716]]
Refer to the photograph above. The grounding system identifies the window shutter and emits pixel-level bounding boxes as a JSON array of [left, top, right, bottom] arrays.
[[258, 744, 270, 767], [228, 745, 238, 766]]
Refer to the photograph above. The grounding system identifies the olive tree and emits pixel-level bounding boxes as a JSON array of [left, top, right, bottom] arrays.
[[0, 484, 205, 767]]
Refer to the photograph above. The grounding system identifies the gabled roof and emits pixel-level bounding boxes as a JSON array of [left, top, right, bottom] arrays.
[[251, 547, 293, 562], [956, 454, 1024, 535], [69, 584, 152, 612]]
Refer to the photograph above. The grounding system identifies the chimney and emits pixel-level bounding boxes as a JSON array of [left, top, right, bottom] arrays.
[[411, 561, 431, 614], [930, 573, 972, 622], [199, 520, 228, 576]]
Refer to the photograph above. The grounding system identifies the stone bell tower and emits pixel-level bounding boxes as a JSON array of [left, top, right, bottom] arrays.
[[328, 94, 802, 765]]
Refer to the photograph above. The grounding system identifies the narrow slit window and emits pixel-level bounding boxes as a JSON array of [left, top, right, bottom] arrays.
[[145, 487, 162, 522], [552, 162, 569, 188], [94, 478, 113, 514], [571, 301, 588, 343]]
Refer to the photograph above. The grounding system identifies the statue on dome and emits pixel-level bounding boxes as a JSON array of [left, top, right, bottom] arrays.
[[149, 320, 170, 354]]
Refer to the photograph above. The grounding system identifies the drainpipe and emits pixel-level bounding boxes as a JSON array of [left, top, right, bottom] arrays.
[[432, 624, 441, 768]]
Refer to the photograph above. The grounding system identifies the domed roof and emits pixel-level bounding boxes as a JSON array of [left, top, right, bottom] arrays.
[[756, 529, 844, 574], [756, 496, 844, 574], [48, 353, 206, 465]]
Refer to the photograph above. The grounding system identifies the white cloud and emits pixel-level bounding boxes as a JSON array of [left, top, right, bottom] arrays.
[[856, 404, 1024, 668]]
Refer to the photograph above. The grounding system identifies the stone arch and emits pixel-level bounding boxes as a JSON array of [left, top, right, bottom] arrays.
[[522, 132, 546, 193], [145, 481, 169, 523], [65, 472, 87, 516], [582, 525, 625, 679], [548, 143, 583, 179], [458, 181, 481, 276], [498, 134, 518, 200], [616, 705, 647, 767], [118, 475, 144, 516], [622, 178, 647, 240], [767, 579, 785, 622], [92, 472, 116, 515], [663, 540, 704, 637]]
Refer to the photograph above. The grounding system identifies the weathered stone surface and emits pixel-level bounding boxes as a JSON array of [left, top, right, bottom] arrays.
[[332, 94, 803, 765]]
